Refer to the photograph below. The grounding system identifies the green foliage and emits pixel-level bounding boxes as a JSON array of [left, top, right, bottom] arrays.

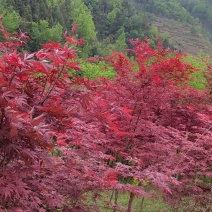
[[98, 40, 115, 56], [86, 0, 151, 55], [71, 0, 96, 41], [107, 9, 117, 24], [182, 54, 208, 89], [138, 0, 199, 25], [1, 0, 212, 55], [2, 11, 20, 32], [114, 26, 127, 52], [134, 0, 212, 45], [107, 0, 123, 23], [190, 25, 202, 35], [159, 31, 170, 48], [0, 1, 5, 15], [49, 23, 63, 42], [124, 13, 147, 40], [180, 0, 212, 40], [29, 20, 63, 51], [70, 0, 97, 57], [46, 0, 65, 7], [79, 60, 116, 79]]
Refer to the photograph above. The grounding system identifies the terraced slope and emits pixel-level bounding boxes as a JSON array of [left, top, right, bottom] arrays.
[[152, 17, 212, 56]]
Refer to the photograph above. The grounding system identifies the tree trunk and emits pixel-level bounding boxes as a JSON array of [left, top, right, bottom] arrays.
[[110, 189, 115, 202], [139, 197, 145, 212], [127, 192, 135, 212], [113, 189, 119, 212]]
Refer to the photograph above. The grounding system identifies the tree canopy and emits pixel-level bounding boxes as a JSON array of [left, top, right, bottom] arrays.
[[0, 20, 212, 211]]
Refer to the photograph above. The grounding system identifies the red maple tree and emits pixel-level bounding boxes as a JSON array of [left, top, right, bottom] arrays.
[[89, 39, 212, 209], [0, 21, 113, 211], [0, 20, 211, 211]]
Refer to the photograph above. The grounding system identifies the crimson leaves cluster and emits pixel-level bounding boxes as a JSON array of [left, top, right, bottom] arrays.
[[0, 22, 212, 211]]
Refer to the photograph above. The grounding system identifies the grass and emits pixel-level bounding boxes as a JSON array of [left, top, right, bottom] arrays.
[[182, 54, 211, 90], [84, 188, 212, 212], [85, 190, 172, 212]]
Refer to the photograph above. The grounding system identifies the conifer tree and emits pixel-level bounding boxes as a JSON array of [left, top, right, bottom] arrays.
[[71, 0, 97, 57]]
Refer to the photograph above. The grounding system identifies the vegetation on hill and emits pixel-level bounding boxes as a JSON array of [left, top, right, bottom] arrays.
[[1, 0, 211, 56], [151, 16, 212, 55], [133, 0, 212, 40], [179, 0, 212, 41], [132, 0, 212, 55]]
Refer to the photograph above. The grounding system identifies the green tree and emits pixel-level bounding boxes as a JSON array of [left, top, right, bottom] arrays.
[[29, 20, 62, 51], [22, 4, 33, 22], [49, 23, 63, 42], [124, 13, 147, 40], [2, 11, 20, 32], [71, 0, 97, 57], [114, 26, 127, 52]]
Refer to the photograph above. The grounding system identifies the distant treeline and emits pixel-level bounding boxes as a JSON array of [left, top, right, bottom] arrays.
[[0, 0, 211, 56]]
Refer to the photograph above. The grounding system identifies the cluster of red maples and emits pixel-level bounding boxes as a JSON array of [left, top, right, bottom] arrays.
[[0, 22, 211, 211]]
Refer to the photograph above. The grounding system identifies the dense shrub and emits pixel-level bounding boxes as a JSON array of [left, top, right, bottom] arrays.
[[0, 22, 211, 211]]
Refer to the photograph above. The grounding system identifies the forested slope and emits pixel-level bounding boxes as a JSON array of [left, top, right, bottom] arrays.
[[132, 0, 212, 55], [151, 17, 212, 55], [0, 0, 211, 55]]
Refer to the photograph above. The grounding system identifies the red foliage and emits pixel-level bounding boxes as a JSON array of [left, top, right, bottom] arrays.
[[0, 23, 212, 211], [94, 40, 212, 202], [0, 24, 108, 211]]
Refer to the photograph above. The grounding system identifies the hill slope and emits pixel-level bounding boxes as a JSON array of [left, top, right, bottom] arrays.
[[132, 0, 212, 55], [1, 0, 212, 56], [151, 16, 212, 55]]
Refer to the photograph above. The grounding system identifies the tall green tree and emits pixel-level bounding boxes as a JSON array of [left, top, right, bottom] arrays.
[[2, 11, 20, 32], [28, 20, 63, 51], [114, 26, 127, 52], [71, 0, 97, 57]]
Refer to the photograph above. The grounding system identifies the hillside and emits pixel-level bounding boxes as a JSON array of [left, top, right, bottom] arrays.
[[132, 0, 212, 56], [151, 16, 212, 55], [0, 0, 212, 56]]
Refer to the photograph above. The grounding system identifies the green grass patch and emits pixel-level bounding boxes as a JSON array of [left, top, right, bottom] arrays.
[[80, 60, 116, 79], [182, 54, 208, 90], [85, 190, 172, 212]]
